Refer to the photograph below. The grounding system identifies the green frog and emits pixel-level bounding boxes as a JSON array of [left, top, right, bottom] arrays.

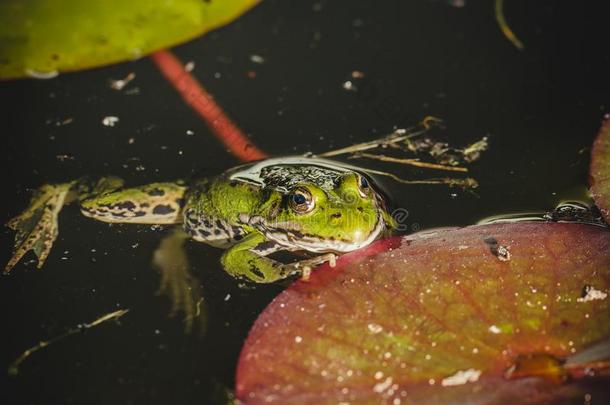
[[5, 157, 396, 283]]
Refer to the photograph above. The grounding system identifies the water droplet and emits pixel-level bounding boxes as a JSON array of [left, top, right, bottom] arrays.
[[577, 285, 608, 302], [368, 323, 383, 334], [441, 368, 482, 386], [102, 116, 119, 127]]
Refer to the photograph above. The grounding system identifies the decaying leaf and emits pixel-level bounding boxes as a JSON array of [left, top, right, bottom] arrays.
[[236, 222, 610, 404]]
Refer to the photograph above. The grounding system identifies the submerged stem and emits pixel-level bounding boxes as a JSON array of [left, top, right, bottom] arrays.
[[363, 168, 478, 189], [495, 0, 525, 51]]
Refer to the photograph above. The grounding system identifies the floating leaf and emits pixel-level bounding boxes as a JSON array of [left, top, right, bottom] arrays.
[[0, 0, 259, 79], [236, 223, 610, 404], [591, 115, 610, 222]]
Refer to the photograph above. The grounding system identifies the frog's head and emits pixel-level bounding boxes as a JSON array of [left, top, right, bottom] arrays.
[[245, 171, 395, 253]]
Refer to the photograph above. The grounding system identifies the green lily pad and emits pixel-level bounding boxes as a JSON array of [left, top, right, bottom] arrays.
[[0, 0, 259, 79], [591, 115, 610, 222], [236, 222, 610, 404]]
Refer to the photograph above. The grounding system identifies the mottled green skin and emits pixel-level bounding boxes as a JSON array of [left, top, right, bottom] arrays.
[[179, 158, 395, 282], [6, 158, 395, 283]]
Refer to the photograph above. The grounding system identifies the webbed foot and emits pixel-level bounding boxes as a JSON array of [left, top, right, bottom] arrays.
[[153, 228, 206, 334], [5, 182, 76, 273]]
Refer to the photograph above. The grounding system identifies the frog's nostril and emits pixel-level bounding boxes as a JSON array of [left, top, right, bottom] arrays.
[[331, 212, 342, 219]]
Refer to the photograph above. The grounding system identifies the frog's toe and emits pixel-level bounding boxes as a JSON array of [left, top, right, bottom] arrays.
[[293, 253, 337, 274], [5, 217, 53, 273], [5, 183, 74, 273]]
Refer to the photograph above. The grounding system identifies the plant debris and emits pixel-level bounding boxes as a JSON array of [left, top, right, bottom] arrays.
[[316, 117, 485, 190], [495, 0, 524, 50], [8, 309, 129, 376], [108, 72, 136, 90]]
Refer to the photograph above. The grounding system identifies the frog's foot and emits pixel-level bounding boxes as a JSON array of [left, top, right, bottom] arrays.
[[291, 253, 337, 282], [153, 228, 206, 334], [5, 182, 76, 273]]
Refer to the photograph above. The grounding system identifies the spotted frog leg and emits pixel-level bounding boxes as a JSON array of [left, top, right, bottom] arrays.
[[5, 181, 77, 273]]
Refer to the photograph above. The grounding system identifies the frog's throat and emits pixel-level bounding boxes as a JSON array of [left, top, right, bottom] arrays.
[[241, 213, 385, 253]]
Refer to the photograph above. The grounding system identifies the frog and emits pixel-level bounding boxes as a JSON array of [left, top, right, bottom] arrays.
[[5, 157, 396, 284]]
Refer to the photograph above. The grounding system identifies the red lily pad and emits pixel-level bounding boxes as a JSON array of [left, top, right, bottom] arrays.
[[591, 115, 610, 222], [236, 222, 610, 404]]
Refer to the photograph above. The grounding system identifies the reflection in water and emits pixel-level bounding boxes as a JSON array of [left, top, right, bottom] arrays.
[[153, 227, 207, 335]]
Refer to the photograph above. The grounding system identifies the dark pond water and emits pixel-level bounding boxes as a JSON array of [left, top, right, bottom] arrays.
[[1, 1, 608, 403]]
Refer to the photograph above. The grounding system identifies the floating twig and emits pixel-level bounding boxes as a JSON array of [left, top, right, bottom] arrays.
[[318, 128, 424, 157], [318, 117, 444, 158], [108, 72, 136, 91], [351, 152, 469, 172], [8, 309, 129, 376], [315, 116, 482, 189], [461, 136, 489, 163], [363, 168, 478, 189], [495, 0, 525, 51]]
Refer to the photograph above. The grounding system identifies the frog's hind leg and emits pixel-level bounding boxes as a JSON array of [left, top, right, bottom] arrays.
[[5, 178, 188, 273], [80, 181, 187, 224], [5, 181, 77, 273]]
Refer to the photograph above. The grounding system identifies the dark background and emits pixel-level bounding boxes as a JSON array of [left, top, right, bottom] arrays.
[[1, 0, 608, 403]]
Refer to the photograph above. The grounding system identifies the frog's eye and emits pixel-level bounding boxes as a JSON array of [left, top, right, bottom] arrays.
[[357, 174, 372, 197], [289, 187, 315, 214]]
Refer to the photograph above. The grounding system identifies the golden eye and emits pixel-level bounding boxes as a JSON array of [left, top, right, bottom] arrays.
[[288, 187, 315, 214], [357, 174, 372, 197]]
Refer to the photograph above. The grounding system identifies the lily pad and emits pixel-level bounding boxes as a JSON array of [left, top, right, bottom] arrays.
[[591, 115, 610, 222], [0, 0, 259, 79], [236, 222, 610, 404]]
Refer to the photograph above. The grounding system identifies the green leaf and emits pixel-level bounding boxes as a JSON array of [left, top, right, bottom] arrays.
[[236, 223, 610, 404], [591, 115, 610, 222], [0, 0, 259, 79]]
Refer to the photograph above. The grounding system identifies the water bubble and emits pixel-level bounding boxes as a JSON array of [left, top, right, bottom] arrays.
[[368, 323, 383, 334], [102, 116, 119, 127]]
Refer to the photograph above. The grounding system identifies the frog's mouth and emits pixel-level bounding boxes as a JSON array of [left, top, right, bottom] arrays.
[[239, 212, 386, 253]]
